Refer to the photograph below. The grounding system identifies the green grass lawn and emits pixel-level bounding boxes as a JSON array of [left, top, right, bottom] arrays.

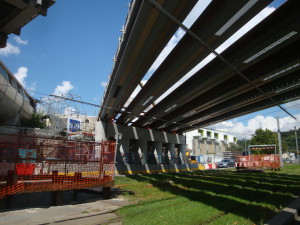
[[114, 164, 300, 225]]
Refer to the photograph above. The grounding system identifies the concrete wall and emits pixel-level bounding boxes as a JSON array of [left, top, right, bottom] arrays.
[[95, 121, 186, 144], [95, 121, 188, 175]]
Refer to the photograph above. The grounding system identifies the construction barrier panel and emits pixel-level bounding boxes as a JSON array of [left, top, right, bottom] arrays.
[[0, 133, 116, 199], [236, 154, 280, 169], [204, 163, 217, 169]]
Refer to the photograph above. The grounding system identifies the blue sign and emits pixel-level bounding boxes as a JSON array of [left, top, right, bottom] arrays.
[[67, 118, 81, 134]]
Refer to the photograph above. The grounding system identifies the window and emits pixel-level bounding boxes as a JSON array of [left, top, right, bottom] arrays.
[[0, 65, 9, 80], [17, 85, 24, 96], [8, 76, 17, 89], [24, 93, 30, 102], [207, 131, 212, 138]]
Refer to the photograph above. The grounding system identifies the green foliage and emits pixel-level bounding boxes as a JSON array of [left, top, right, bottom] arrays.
[[23, 113, 46, 129], [227, 139, 250, 152], [281, 129, 300, 153], [227, 142, 244, 151], [251, 129, 277, 145], [250, 128, 288, 154]]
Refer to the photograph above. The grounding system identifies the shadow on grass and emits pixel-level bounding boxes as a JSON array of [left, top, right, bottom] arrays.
[[118, 169, 300, 224]]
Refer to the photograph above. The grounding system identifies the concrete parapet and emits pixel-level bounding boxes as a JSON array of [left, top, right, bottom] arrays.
[[156, 164, 169, 173], [140, 164, 151, 174], [124, 164, 141, 175], [168, 164, 180, 173], [147, 165, 159, 173], [179, 164, 190, 172], [189, 163, 199, 171], [115, 163, 205, 175], [115, 163, 125, 175], [264, 196, 300, 225]]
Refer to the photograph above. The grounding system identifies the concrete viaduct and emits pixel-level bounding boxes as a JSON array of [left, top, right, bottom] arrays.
[[96, 0, 300, 171]]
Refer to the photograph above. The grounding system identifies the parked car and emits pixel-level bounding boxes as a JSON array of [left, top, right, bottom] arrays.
[[217, 159, 235, 168], [284, 158, 292, 163]]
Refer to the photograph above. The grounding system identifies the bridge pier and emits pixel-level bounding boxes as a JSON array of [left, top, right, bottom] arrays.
[[95, 121, 186, 173]]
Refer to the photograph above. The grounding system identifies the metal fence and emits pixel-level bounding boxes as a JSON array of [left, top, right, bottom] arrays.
[[0, 133, 116, 199]]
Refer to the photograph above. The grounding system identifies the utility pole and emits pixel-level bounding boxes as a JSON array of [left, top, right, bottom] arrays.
[[295, 126, 299, 157], [277, 118, 283, 168]]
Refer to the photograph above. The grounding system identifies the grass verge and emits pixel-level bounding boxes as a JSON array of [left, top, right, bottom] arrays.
[[115, 164, 300, 225]]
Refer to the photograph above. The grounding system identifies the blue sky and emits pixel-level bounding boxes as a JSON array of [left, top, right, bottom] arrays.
[[1, 0, 298, 138], [1, 1, 131, 115]]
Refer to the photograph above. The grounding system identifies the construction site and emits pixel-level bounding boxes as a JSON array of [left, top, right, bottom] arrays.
[[1, 0, 300, 224]]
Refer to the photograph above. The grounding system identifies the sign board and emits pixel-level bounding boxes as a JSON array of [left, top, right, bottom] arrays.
[[67, 118, 81, 135]]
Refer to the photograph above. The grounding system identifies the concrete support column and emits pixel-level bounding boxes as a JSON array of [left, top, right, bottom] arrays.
[[193, 138, 198, 155], [119, 138, 130, 164], [153, 141, 163, 164], [214, 141, 216, 154], [137, 139, 147, 164], [166, 143, 175, 164], [178, 144, 186, 164]]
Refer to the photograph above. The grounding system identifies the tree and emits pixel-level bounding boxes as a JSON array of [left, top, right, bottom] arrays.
[[281, 129, 299, 153], [227, 142, 243, 151], [250, 128, 288, 154], [22, 113, 46, 129], [227, 139, 251, 152]]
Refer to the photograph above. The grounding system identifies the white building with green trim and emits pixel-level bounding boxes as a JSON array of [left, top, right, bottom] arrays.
[[185, 128, 237, 156]]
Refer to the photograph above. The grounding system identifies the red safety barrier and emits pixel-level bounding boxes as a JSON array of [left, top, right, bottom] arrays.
[[16, 163, 36, 175], [236, 154, 280, 169], [0, 134, 116, 199]]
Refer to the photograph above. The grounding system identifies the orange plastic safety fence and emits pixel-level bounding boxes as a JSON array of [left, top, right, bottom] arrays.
[[0, 134, 116, 199], [236, 154, 280, 168]]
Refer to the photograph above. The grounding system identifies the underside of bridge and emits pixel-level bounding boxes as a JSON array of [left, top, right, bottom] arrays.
[[0, 0, 55, 48], [99, 0, 300, 135]]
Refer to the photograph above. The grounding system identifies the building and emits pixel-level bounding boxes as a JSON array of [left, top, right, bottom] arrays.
[[185, 128, 237, 156]]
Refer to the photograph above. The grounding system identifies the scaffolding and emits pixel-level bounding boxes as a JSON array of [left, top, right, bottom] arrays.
[[0, 133, 116, 199]]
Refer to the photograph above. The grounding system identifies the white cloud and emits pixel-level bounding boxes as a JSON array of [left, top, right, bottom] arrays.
[[64, 106, 76, 115], [0, 42, 20, 56], [93, 96, 101, 101], [38, 81, 75, 115], [209, 114, 300, 139], [27, 82, 37, 93], [14, 66, 28, 87], [101, 81, 107, 88], [13, 67, 37, 93], [53, 81, 74, 96], [13, 36, 28, 45]]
